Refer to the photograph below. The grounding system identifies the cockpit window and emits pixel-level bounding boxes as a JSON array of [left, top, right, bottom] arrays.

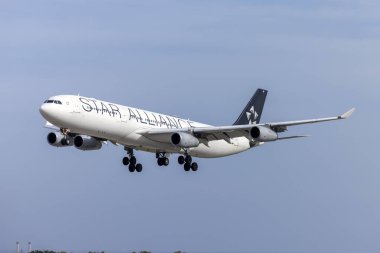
[[44, 100, 62, 104]]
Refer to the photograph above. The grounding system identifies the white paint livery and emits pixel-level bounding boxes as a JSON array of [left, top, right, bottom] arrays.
[[39, 90, 355, 172]]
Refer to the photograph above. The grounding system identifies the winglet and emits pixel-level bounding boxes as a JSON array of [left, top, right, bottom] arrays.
[[339, 108, 356, 119]]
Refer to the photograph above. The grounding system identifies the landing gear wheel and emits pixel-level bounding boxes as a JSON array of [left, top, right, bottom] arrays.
[[157, 157, 169, 166], [122, 157, 130, 166], [128, 164, 136, 172], [178, 156, 185, 165], [61, 138, 70, 146], [184, 163, 191, 171], [124, 148, 143, 172], [185, 155, 192, 164], [135, 163, 143, 172], [191, 162, 198, 171], [130, 156, 137, 165]]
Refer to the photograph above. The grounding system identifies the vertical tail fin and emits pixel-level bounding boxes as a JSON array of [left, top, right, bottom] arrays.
[[233, 89, 268, 125]]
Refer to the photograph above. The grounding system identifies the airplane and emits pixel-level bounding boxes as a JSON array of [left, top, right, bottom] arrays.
[[39, 89, 355, 173]]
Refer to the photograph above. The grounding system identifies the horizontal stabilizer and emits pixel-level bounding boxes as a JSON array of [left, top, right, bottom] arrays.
[[277, 135, 310, 140]]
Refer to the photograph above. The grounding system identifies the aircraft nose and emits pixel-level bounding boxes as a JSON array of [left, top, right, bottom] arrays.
[[39, 103, 52, 118]]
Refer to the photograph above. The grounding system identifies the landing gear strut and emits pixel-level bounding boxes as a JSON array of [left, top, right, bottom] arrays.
[[122, 148, 143, 173], [60, 128, 72, 146], [178, 154, 198, 172]]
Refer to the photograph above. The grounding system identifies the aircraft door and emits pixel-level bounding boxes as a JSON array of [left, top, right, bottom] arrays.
[[72, 98, 81, 113], [119, 107, 128, 124]]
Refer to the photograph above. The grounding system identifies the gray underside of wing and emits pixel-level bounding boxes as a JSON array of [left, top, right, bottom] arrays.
[[135, 126, 251, 141], [135, 108, 355, 142]]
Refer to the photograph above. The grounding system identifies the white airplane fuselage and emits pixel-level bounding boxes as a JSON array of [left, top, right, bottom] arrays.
[[40, 95, 252, 158]]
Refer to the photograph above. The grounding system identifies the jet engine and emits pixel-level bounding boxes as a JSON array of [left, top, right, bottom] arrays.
[[171, 132, 200, 148], [74, 135, 102, 151], [250, 126, 278, 142], [47, 132, 73, 147]]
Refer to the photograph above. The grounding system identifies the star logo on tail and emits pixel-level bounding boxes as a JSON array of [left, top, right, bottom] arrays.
[[246, 106, 258, 124]]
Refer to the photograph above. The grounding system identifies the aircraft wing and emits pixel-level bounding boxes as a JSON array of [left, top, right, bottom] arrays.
[[137, 108, 355, 141], [44, 121, 60, 130], [257, 107, 356, 132]]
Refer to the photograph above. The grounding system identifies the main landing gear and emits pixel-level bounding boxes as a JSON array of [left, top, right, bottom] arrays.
[[122, 148, 143, 173], [157, 152, 199, 172], [156, 152, 170, 167], [178, 155, 198, 172], [121, 149, 199, 173]]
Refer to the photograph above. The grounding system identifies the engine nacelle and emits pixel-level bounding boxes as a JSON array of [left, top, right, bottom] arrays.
[[47, 132, 73, 147], [74, 135, 102, 151], [171, 132, 200, 148], [250, 126, 278, 142]]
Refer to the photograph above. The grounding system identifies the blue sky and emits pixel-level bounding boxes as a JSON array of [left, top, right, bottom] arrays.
[[0, 1, 379, 252]]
